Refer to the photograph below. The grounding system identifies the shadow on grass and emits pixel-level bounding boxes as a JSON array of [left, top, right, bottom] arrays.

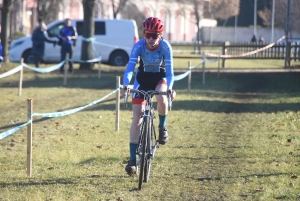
[[175, 72, 300, 94], [1, 71, 299, 93], [87, 99, 300, 113], [1, 98, 299, 132], [173, 100, 300, 113], [197, 172, 291, 182], [0, 174, 130, 188], [0, 178, 76, 188], [0, 70, 121, 90]]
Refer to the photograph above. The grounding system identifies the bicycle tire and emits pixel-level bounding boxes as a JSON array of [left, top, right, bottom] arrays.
[[138, 116, 149, 190], [144, 118, 154, 182]]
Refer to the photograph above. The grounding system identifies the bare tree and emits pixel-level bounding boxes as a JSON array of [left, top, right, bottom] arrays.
[[258, 8, 272, 27], [258, 0, 300, 35], [209, 0, 239, 20], [10, 1, 23, 36], [1, 0, 17, 62], [36, 0, 60, 24], [111, 0, 128, 19], [120, 2, 144, 38], [192, 0, 239, 47], [192, 0, 202, 51], [80, 0, 95, 70]]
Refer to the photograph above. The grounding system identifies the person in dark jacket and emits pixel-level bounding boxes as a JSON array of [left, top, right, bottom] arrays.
[[31, 22, 56, 67], [57, 18, 77, 73], [0, 39, 3, 67], [250, 34, 257, 43]]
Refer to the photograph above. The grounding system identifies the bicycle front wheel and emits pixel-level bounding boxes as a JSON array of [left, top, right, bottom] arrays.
[[144, 118, 154, 183], [138, 116, 150, 190]]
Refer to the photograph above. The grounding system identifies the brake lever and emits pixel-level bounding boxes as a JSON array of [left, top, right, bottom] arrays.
[[124, 86, 128, 108]]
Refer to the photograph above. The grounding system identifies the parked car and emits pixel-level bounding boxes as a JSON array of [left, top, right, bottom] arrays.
[[9, 18, 139, 66]]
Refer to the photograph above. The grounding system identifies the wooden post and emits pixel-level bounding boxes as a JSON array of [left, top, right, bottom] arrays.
[[286, 42, 291, 67], [63, 54, 69, 86], [116, 76, 120, 131], [217, 55, 220, 78], [19, 58, 24, 96], [27, 99, 33, 177], [98, 56, 101, 79], [222, 42, 226, 68], [188, 61, 191, 93]]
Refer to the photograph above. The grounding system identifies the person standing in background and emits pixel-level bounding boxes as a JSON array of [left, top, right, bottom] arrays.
[[0, 39, 4, 63], [57, 18, 77, 73], [31, 22, 56, 67], [251, 34, 257, 43], [0, 38, 3, 65], [259, 36, 265, 43]]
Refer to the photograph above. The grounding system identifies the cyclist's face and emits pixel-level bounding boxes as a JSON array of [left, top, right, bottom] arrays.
[[144, 31, 161, 47]]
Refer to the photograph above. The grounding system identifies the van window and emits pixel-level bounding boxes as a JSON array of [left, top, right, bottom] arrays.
[[76, 21, 106, 35], [47, 22, 65, 37]]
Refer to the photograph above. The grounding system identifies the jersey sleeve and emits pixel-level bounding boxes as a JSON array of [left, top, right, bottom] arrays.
[[123, 40, 142, 86], [162, 41, 174, 89]]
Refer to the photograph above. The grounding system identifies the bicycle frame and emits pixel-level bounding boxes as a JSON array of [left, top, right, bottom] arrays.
[[123, 87, 171, 190]]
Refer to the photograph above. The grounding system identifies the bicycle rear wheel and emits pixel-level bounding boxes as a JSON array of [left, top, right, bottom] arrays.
[[138, 116, 149, 190]]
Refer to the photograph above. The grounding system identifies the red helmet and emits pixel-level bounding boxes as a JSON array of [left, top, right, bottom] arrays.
[[143, 17, 164, 33]]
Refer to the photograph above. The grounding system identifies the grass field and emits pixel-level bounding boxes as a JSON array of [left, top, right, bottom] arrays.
[[0, 62, 300, 200]]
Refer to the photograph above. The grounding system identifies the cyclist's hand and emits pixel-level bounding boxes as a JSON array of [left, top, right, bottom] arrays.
[[121, 86, 130, 97], [121, 87, 126, 97]]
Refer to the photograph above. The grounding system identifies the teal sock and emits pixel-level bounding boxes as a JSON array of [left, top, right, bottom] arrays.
[[129, 143, 138, 161], [159, 115, 167, 128]]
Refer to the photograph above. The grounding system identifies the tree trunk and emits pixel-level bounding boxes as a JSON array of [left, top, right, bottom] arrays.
[[1, 0, 13, 63], [112, 0, 128, 19], [36, 0, 60, 24], [193, 0, 201, 54], [112, 0, 117, 19], [79, 0, 95, 70]]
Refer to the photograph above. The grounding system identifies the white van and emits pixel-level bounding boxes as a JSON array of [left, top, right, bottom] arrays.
[[9, 18, 139, 66]]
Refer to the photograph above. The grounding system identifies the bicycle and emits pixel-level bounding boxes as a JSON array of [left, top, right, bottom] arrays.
[[123, 86, 172, 190]]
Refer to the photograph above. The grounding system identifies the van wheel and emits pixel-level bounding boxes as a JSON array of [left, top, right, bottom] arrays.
[[22, 50, 35, 64], [109, 50, 129, 66]]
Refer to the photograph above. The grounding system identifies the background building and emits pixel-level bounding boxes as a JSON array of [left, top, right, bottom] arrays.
[[0, 0, 200, 43]]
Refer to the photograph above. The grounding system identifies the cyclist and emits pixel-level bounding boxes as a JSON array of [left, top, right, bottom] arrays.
[[121, 17, 176, 175]]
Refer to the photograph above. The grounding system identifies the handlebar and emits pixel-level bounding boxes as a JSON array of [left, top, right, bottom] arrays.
[[129, 89, 169, 96]]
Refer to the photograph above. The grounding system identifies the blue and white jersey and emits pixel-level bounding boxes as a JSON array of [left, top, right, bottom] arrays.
[[123, 38, 174, 89], [58, 26, 77, 45]]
